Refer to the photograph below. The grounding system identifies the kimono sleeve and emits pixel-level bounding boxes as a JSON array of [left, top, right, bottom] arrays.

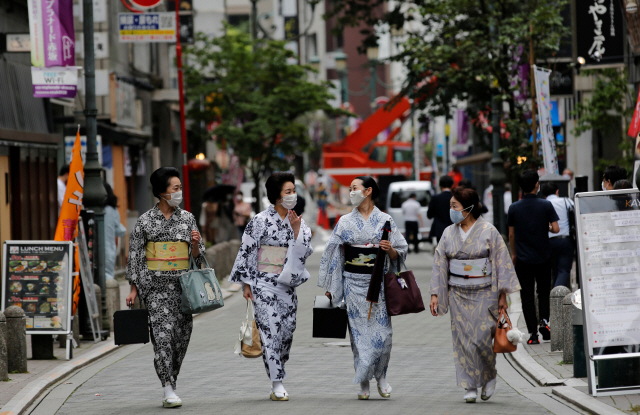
[[189, 212, 206, 268], [229, 216, 260, 286], [386, 216, 408, 273], [278, 219, 313, 287], [318, 219, 346, 304], [490, 227, 520, 295], [126, 217, 147, 286], [430, 227, 451, 315]]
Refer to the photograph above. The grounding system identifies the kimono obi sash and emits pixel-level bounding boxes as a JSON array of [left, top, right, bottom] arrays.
[[145, 241, 189, 271], [449, 258, 491, 278], [258, 245, 288, 274], [344, 245, 377, 275]]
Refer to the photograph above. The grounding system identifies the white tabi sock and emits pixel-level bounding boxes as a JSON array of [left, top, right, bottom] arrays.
[[360, 380, 370, 393], [164, 385, 178, 400], [376, 376, 389, 390], [272, 381, 286, 394]]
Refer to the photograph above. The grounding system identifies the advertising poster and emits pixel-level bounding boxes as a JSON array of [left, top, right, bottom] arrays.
[[118, 13, 176, 43], [2, 241, 73, 334]]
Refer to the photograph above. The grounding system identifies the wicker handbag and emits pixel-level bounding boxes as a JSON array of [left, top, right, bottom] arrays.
[[493, 309, 517, 353]]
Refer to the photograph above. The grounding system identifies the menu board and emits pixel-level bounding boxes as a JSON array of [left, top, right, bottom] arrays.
[[1, 241, 73, 334], [576, 190, 640, 357]]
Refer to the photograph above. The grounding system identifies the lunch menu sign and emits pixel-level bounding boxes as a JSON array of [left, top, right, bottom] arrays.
[[1, 241, 73, 334]]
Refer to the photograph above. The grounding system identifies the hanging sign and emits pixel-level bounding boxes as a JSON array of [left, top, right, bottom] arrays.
[[576, 0, 624, 66], [533, 65, 559, 175], [31, 66, 79, 98], [27, 0, 75, 67], [118, 13, 176, 43], [2, 241, 74, 334]]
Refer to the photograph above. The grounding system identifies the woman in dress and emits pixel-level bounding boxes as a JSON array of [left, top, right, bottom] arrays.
[[318, 176, 408, 400], [229, 172, 313, 401], [429, 186, 520, 403], [125, 167, 205, 408]]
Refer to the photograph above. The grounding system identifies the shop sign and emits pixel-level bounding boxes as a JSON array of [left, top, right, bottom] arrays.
[[118, 13, 176, 43], [31, 66, 78, 98]]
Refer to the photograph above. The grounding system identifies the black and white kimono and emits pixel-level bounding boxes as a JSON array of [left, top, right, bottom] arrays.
[[229, 205, 313, 381], [126, 204, 205, 390]]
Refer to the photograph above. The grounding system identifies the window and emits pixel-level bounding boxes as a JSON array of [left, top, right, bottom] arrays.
[[389, 190, 431, 208], [393, 147, 413, 162], [369, 146, 388, 164]]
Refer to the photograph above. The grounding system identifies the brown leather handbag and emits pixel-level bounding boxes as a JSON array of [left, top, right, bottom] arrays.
[[383, 257, 425, 316], [493, 309, 517, 353]]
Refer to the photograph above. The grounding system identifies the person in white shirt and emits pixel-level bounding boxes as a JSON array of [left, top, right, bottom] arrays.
[[541, 182, 574, 288], [57, 164, 69, 213], [401, 193, 424, 254]]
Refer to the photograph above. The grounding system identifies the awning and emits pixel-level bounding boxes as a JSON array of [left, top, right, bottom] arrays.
[[453, 151, 492, 167]]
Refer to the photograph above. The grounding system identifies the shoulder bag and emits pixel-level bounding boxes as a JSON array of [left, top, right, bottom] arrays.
[[179, 255, 224, 314], [235, 299, 262, 358], [493, 309, 517, 353], [383, 256, 425, 316]]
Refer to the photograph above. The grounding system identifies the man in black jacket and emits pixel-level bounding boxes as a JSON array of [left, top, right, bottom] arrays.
[[427, 175, 454, 243]]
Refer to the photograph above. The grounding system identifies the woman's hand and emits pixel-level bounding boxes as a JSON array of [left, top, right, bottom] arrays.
[[125, 284, 137, 307], [191, 229, 201, 258], [243, 284, 254, 301], [380, 240, 398, 259], [498, 292, 508, 314], [288, 210, 301, 240], [430, 294, 438, 317], [325, 291, 332, 300]]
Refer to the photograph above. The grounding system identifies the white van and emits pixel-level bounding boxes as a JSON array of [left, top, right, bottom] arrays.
[[386, 181, 433, 241]]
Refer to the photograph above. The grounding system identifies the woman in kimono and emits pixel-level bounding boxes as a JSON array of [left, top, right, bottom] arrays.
[[229, 172, 313, 401], [124, 167, 205, 408], [429, 186, 520, 403], [318, 176, 408, 400]]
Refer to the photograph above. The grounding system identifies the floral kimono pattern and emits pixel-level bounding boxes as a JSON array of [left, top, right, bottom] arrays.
[[430, 216, 520, 389], [126, 204, 205, 390], [230, 205, 313, 381], [318, 207, 408, 383]]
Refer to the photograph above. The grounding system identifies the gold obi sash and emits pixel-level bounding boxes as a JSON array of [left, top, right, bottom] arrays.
[[257, 245, 288, 274], [145, 241, 190, 271]]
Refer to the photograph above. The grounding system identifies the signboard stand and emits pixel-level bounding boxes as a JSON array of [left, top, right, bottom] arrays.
[[77, 221, 101, 343], [1, 241, 74, 359], [576, 189, 640, 396]]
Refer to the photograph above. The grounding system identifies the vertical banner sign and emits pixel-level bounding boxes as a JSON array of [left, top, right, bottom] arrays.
[[576, 0, 624, 66], [27, 0, 75, 68], [629, 88, 640, 138], [533, 66, 559, 175]]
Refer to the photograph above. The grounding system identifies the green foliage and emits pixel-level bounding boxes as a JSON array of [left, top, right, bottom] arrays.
[[573, 69, 635, 177], [327, 0, 569, 178], [183, 30, 346, 192]]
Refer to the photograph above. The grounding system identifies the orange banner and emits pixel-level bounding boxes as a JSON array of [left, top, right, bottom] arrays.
[[54, 131, 84, 315]]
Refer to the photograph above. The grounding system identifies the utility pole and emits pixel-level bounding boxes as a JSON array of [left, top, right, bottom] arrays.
[[175, 0, 191, 211], [490, 8, 506, 235], [81, 0, 108, 330]]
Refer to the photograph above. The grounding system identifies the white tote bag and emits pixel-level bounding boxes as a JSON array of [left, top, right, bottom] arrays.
[[234, 300, 254, 354]]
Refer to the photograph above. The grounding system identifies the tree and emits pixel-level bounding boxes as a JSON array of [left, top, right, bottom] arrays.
[[326, 0, 568, 180], [183, 30, 345, 209]]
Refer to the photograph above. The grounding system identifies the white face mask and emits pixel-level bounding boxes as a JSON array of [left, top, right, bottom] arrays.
[[602, 181, 607, 191], [162, 190, 183, 207], [279, 194, 297, 210], [350, 190, 366, 207]]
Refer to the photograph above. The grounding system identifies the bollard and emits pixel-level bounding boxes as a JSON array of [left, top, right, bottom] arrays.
[[550, 286, 571, 352], [562, 293, 574, 363], [0, 311, 7, 381], [5, 306, 27, 373], [106, 279, 121, 332], [94, 284, 103, 331]]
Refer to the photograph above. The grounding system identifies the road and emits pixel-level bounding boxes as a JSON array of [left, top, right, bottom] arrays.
[[27, 235, 588, 415]]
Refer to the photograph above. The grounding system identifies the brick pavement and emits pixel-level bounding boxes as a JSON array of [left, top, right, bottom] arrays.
[[44, 245, 560, 415]]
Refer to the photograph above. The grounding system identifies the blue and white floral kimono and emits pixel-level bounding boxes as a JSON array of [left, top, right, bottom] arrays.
[[230, 205, 313, 381], [318, 207, 408, 383]]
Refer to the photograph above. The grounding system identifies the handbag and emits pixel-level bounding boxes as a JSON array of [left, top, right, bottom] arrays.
[[238, 300, 262, 358], [312, 295, 348, 338], [179, 255, 224, 314], [234, 300, 256, 354], [493, 309, 517, 353], [113, 304, 149, 345], [383, 257, 425, 316]]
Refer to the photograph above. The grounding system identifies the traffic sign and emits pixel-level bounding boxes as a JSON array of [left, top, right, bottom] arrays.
[[129, 0, 162, 9]]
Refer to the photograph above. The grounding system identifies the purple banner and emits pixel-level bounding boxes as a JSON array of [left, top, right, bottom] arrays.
[[456, 109, 469, 145], [42, 0, 75, 67]]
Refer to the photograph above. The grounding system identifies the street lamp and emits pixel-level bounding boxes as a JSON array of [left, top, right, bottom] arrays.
[[367, 46, 379, 112], [334, 50, 348, 104]]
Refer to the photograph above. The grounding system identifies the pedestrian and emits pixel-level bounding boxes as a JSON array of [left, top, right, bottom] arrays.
[[229, 172, 313, 401], [232, 191, 252, 238], [613, 179, 633, 189], [427, 176, 454, 243], [540, 182, 574, 289], [318, 176, 408, 400], [507, 169, 559, 345], [57, 164, 69, 212], [401, 193, 423, 253], [602, 165, 627, 190], [430, 186, 520, 403], [103, 183, 126, 280], [124, 167, 205, 408], [562, 168, 573, 181]]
